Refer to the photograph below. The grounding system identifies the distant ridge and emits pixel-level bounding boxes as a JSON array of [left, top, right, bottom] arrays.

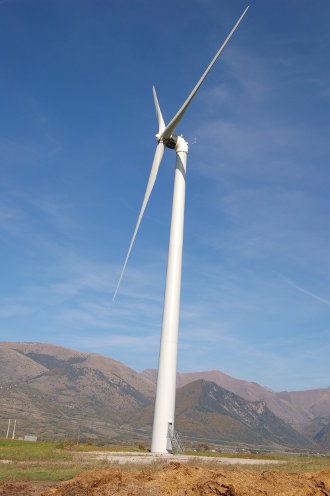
[[142, 369, 330, 434], [129, 379, 312, 449], [314, 422, 330, 448], [0, 342, 155, 442], [0, 342, 328, 449]]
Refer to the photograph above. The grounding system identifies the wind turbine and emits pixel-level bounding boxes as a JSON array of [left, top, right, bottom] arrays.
[[114, 6, 249, 454]]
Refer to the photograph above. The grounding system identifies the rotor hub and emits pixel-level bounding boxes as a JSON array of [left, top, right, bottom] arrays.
[[164, 134, 178, 150]]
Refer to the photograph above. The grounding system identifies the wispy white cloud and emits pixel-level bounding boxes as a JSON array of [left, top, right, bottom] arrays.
[[283, 277, 330, 307], [0, 302, 31, 318], [77, 333, 159, 350], [198, 82, 233, 108], [0, 205, 22, 234], [193, 117, 300, 176], [222, 45, 270, 102], [0, 136, 60, 168], [29, 197, 78, 235]]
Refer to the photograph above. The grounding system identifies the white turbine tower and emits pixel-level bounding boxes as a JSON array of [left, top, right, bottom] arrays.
[[114, 7, 249, 454]]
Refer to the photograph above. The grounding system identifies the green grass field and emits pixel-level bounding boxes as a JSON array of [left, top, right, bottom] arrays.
[[0, 439, 72, 462], [0, 439, 76, 481], [0, 439, 143, 481]]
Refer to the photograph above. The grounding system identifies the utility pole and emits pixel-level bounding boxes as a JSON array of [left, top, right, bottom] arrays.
[[6, 419, 11, 439], [77, 427, 80, 446], [11, 420, 16, 440]]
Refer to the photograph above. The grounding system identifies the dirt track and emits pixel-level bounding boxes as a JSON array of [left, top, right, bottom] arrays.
[[1, 462, 329, 496]]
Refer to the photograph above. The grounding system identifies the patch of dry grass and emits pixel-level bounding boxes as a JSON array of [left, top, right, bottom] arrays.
[[197, 457, 330, 474]]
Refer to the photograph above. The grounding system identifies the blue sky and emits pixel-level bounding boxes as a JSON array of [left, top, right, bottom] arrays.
[[0, 0, 329, 392]]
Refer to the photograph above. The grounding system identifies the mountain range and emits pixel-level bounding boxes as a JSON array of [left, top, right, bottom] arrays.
[[0, 342, 329, 451], [143, 369, 330, 435]]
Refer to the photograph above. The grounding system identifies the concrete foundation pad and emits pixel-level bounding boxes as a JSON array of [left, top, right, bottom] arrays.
[[78, 451, 282, 465]]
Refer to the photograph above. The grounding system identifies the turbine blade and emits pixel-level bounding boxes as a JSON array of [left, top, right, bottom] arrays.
[[113, 141, 166, 300], [161, 5, 249, 140], [153, 86, 166, 134]]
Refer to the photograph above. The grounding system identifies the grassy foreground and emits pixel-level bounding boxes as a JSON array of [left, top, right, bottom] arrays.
[[0, 439, 88, 482], [0, 439, 329, 482], [0, 439, 72, 462]]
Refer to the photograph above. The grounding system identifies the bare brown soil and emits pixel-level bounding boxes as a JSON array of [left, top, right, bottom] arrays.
[[0, 481, 53, 496], [1, 462, 328, 496]]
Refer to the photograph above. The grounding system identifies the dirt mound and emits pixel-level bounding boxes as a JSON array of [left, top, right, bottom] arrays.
[[38, 462, 330, 496], [0, 481, 53, 496]]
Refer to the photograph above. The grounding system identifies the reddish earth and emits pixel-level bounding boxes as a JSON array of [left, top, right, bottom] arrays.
[[0, 481, 53, 495], [1, 463, 329, 496]]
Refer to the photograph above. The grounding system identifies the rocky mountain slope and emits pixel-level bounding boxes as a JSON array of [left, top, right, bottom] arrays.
[[314, 421, 330, 448], [175, 380, 312, 448], [0, 342, 155, 441], [0, 342, 328, 449], [143, 369, 330, 434], [129, 380, 312, 449], [0, 342, 155, 399]]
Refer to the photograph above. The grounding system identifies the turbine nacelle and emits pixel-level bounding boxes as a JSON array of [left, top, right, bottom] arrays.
[[155, 131, 179, 150], [164, 134, 178, 150]]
